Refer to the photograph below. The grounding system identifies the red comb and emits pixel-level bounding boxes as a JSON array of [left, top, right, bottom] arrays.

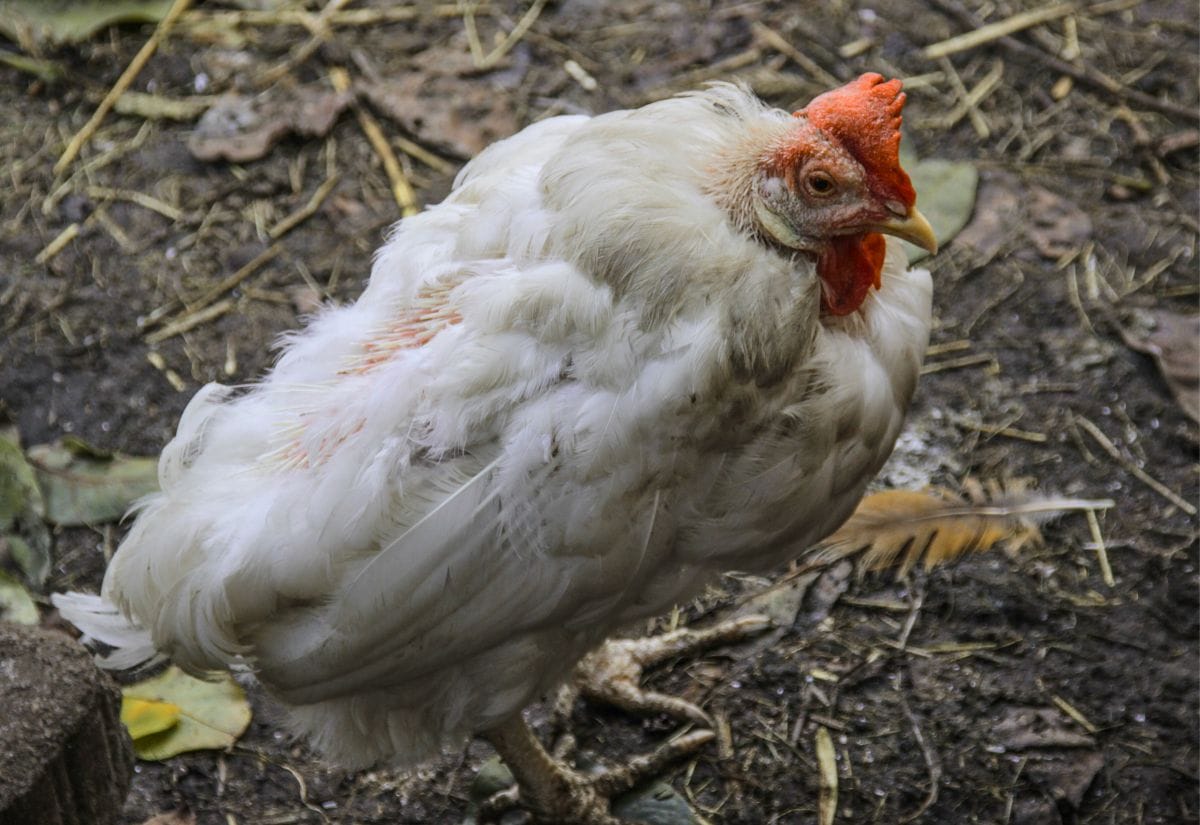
[[799, 73, 915, 206]]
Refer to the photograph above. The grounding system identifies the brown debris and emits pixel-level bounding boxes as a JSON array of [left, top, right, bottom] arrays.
[[360, 67, 520, 160], [187, 88, 353, 163], [952, 173, 1023, 264], [1028, 187, 1093, 259], [994, 706, 1097, 751], [1120, 310, 1200, 424], [993, 706, 1105, 824]]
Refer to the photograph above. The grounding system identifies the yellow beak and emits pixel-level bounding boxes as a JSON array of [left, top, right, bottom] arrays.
[[873, 207, 938, 254]]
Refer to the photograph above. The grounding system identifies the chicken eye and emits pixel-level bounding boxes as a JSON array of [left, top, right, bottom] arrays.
[[805, 171, 837, 197]]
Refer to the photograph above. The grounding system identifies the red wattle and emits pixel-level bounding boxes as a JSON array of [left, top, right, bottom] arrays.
[[817, 233, 887, 316]]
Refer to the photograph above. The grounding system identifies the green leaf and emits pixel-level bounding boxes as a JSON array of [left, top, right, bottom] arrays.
[[0, 428, 52, 586], [122, 666, 252, 760], [0, 429, 43, 531], [0, 569, 39, 625], [26, 440, 158, 527], [0, 0, 174, 48], [901, 148, 979, 264]]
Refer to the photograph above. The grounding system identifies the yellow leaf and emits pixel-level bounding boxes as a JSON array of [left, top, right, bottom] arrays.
[[121, 695, 181, 740], [122, 666, 252, 760]]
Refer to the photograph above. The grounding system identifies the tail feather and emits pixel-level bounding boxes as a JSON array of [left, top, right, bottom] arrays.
[[51, 591, 161, 670]]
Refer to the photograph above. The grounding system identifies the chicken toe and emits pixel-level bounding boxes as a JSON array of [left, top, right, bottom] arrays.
[[564, 614, 773, 732], [480, 715, 714, 824]]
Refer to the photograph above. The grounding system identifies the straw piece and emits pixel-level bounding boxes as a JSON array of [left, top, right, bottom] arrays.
[[54, 0, 193, 177]]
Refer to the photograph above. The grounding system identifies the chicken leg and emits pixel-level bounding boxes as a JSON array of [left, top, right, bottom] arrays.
[[479, 615, 772, 823], [480, 713, 713, 824]]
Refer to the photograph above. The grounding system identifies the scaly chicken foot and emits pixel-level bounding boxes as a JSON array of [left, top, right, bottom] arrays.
[[479, 616, 772, 822], [551, 613, 774, 758], [480, 714, 714, 824]]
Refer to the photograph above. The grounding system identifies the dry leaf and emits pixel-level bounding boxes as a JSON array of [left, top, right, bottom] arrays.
[[1120, 310, 1200, 424], [26, 439, 158, 527], [1028, 187, 1092, 259], [813, 485, 1114, 577], [138, 810, 196, 825], [188, 88, 352, 163], [360, 46, 519, 160], [953, 172, 1022, 264], [1158, 129, 1200, 157]]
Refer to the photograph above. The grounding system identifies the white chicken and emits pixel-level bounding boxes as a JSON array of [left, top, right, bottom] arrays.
[[57, 74, 937, 823]]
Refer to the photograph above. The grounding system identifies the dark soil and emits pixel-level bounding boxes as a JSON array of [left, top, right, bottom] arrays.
[[2, 1, 1196, 824]]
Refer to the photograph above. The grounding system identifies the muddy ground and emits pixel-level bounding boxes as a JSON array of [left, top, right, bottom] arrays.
[[1, 1, 1197, 823]]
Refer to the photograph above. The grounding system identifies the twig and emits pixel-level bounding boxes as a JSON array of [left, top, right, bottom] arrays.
[[114, 91, 215, 120], [330, 68, 419, 217], [182, 3, 480, 28], [93, 208, 137, 252], [85, 186, 183, 221], [269, 174, 340, 240], [1050, 693, 1099, 734], [1073, 414, 1196, 515], [53, 0, 193, 177], [34, 223, 80, 264], [815, 726, 838, 825], [921, 353, 998, 374], [43, 121, 154, 216], [461, 0, 486, 64], [145, 243, 284, 329], [563, 59, 598, 92], [224, 337, 238, 376], [1065, 265, 1097, 335], [470, 0, 549, 70], [145, 351, 187, 392], [1121, 248, 1185, 297], [896, 583, 925, 651], [901, 71, 947, 91], [927, 0, 1196, 119], [391, 135, 457, 176], [1084, 508, 1115, 586], [932, 57, 1003, 137], [1003, 757, 1027, 824], [751, 21, 841, 88], [258, 0, 354, 86], [649, 48, 763, 97], [952, 415, 1048, 443], [280, 763, 330, 821], [922, 3, 1076, 59], [146, 299, 236, 344], [925, 339, 971, 357], [897, 673, 941, 823]]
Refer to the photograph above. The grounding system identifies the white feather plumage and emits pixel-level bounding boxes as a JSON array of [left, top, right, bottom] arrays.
[[55, 84, 932, 768]]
